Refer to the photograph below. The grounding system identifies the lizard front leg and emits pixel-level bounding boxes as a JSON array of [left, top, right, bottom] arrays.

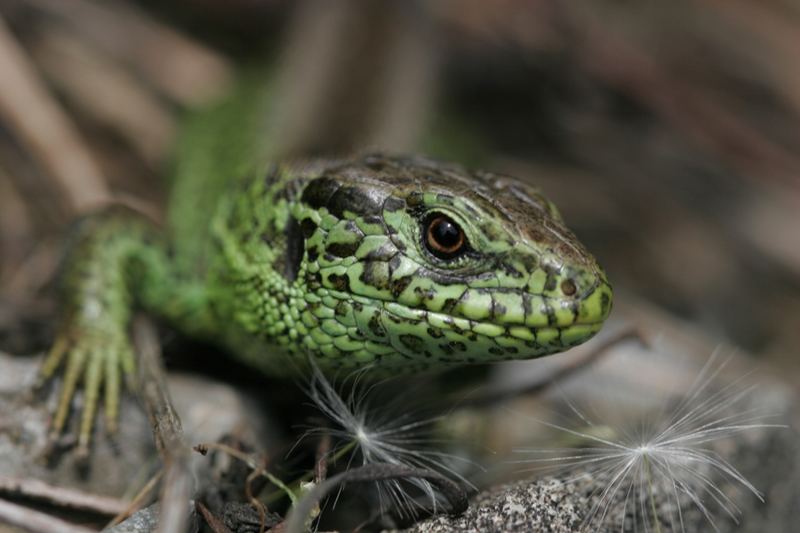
[[39, 205, 195, 454]]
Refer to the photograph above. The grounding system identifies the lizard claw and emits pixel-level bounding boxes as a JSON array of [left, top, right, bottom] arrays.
[[38, 327, 135, 455]]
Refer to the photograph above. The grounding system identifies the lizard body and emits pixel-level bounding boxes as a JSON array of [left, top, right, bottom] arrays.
[[41, 85, 613, 451]]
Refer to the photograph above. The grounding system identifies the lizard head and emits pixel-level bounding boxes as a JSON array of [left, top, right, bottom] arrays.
[[286, 154, 612, 370]]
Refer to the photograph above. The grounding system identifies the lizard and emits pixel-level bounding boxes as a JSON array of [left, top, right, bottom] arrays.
[[37, 81, 613, 455]]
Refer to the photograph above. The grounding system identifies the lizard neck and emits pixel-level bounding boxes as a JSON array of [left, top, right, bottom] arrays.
[[207, 163, 319, 372]]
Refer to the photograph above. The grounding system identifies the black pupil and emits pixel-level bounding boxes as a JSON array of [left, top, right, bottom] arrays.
[[432, 218, 461, 249]]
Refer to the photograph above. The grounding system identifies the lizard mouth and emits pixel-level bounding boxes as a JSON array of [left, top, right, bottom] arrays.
[[305, 279, 612, 368], [380, 277, 612, 332], [378, 283, 610, 363]]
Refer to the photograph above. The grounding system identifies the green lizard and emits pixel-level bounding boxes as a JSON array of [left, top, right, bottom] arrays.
[[39, 81, 613, 454]]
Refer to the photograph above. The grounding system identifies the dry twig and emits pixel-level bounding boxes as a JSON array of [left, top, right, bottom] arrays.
[[132, 315, 192, 533], [244, 456, 270, 533], [105, 470, 163, 528], [314, 433, 331, 484], [21, 0, 231, 106], [196, 501, 233, 533], [0, 13, 109, 214], [0, 475, 128, 517], [0, 497, 97, 533], [29, 22, 176, 165], [284, 463, 468, 533]]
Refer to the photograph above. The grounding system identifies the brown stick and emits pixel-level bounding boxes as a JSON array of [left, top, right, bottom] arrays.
[[314, 433, 331, 484], [0, 13, 109, 215], [105, 470, 163, 528], [284, 463, 468, 533], [131, 316, 192, 533], [0, 475, 128, 517], [244, 456, 269, 533], [21, 0, 231, 106], [195, 501, 233, 533], [29, 23, 176, 165], [0, 497, 97, 533]]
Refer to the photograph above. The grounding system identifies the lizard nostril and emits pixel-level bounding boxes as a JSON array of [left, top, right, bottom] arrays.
[[560, 279, 577, 296]]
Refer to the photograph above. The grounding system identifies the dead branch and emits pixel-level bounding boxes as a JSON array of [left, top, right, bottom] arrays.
[[29, 22, 176, 165], [0, 13, 109, 214], [0, 497, 97, 533], [0, 475, 128, 516], [132, 315, 192, 533], [21, 0, 232, 106], [284, 463, 469, 533]]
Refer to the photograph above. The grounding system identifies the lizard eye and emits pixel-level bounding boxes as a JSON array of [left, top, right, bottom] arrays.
[[424, 213, 467, 259]]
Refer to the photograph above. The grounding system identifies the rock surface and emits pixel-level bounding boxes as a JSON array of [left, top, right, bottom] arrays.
[[406, 428, 798, 532], [404, 337, 798, 533], [105, 503, 198, 533], [0, 351, 278, 532]]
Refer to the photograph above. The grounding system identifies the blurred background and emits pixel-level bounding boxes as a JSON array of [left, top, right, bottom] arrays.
[[1, 0, 799, 375]]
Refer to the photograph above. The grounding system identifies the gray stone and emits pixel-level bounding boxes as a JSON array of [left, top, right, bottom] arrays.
[[104, 502, 198, 533], [0, 351, 280, 532], [404, 319, 798, 533]]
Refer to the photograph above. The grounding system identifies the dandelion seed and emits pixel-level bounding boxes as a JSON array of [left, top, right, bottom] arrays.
[[299, 362, 475, 519], [512, 349, 785, 532]]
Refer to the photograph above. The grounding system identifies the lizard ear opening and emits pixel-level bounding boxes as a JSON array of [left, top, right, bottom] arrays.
[[284, 216, 304, 281]]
